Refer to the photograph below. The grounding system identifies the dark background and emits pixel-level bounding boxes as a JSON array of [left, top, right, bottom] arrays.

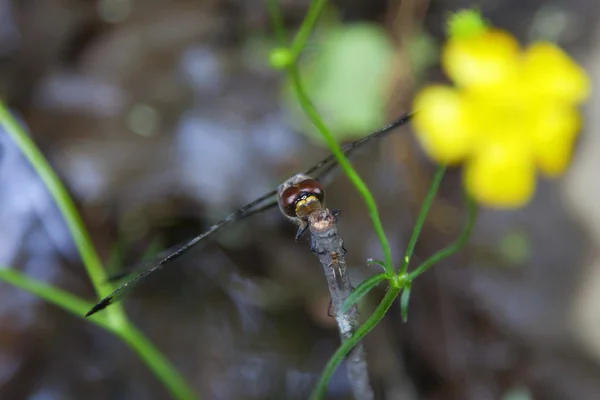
[[0, 0, 599, 399]]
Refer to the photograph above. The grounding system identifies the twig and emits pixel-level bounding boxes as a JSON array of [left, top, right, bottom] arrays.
[[307, 209, 374, 400]]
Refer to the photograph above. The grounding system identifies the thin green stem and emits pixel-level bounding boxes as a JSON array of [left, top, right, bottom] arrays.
[[341, 272, 387, 313], [289, 0, 327, 60], [287, 66, 394, 276], [266, 0, 287, 45], [0, 268, 197, 399], [407, 192, 477, 281], [267, 0, 394, 274], [399, 165, 446, 276], [0, 103, 109, 298], [0, 104, 198, 400], [310, 286, 401, 400], [0, 268, 112, 330]]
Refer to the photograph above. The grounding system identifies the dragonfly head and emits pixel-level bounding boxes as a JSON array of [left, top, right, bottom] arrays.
[[278, 174, 325, 221]]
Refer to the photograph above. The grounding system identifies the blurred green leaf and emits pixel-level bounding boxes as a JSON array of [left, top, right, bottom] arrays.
[[366, 258, 387, 271], [406, 29, 439, 82], [528, 4, 572, 43], [502, 385, 532, 400], [498, 230, 531, 266], [284, 22, 395, 144]]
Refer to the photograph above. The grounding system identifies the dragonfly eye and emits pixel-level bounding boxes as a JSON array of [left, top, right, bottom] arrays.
[[297, 179, 325, 204], [280, 185, 302, 217], [280, 179, 325, 218]]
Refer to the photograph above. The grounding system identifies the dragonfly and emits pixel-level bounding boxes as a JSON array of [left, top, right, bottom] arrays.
[[85, 112, 414, 317]]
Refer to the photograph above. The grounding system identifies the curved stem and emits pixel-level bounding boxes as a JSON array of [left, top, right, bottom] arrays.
[[399, 165, 446, 276], [0, 268, 112, 329], [407, 191, 477, 281], [0, 103, 110, 299], [289, 0, 327, 60], [0, 267, 198, 399], [266, 0, 287, 45], [267, 0, 394, 274], [287, 66, 394, 275], [0, 103, 198, 399], [341, 272, 387, 313], [310, 286, 401, 400]]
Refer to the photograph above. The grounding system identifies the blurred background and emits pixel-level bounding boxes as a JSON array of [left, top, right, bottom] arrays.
[[0, 0, 599, 399]]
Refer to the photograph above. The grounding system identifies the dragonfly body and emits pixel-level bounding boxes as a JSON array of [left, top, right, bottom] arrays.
[[85, 112, 414, 317]]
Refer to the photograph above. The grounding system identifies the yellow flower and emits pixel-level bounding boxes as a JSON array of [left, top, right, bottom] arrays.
[[412, 14, 591, 208]]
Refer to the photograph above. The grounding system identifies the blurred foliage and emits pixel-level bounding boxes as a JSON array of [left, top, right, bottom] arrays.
[[283, 15, 395, 144], [498, 230, 531, 266], [406, 29, 440, 82], [502, 385, 533, 400], [0, 103, 197, 400]]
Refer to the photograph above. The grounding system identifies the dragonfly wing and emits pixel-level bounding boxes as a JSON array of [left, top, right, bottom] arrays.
[[85, 190, 279, 317], [104, 200, 280, 284], [306, 112, 414, 182]]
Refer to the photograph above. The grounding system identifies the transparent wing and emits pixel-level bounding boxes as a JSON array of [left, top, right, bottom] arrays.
[[85, 111, 413, 317], [85, 194, 279, 317], [106, 200, 280, 284], [306, 112, 414, 182]]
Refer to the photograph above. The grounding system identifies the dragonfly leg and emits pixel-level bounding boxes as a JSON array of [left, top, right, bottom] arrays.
[[327, 297, 334, 317], [295, 222, 309, 241]]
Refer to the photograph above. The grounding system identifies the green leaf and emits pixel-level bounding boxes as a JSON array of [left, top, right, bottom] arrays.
[[366, 258, 387, 271], [400, 282, 411, 322], [341, 273, 387, 313]]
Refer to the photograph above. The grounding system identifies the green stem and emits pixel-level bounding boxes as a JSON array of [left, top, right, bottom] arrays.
[[310, 286, 401, 400], [287, 66, 394, 276], [267, 0, 394, 275], [289, 0, 327, 60], [0, 103, 109, 299], [407, 191, 477, 281], [0, 268, 198, 399], [0, 268, 112, 330], [266, 0, 287, 45], [0, 104, 198, 399], [341, 272, 387, 313], [399, 165, 446, 276]]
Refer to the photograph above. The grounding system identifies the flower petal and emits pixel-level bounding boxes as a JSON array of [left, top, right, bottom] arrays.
[[464, 137, 536, 208], [531, 103, 581, 176], [442, 29, 520, 89], [522, 42, 591, 104], [412, 85, 475, 164]]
